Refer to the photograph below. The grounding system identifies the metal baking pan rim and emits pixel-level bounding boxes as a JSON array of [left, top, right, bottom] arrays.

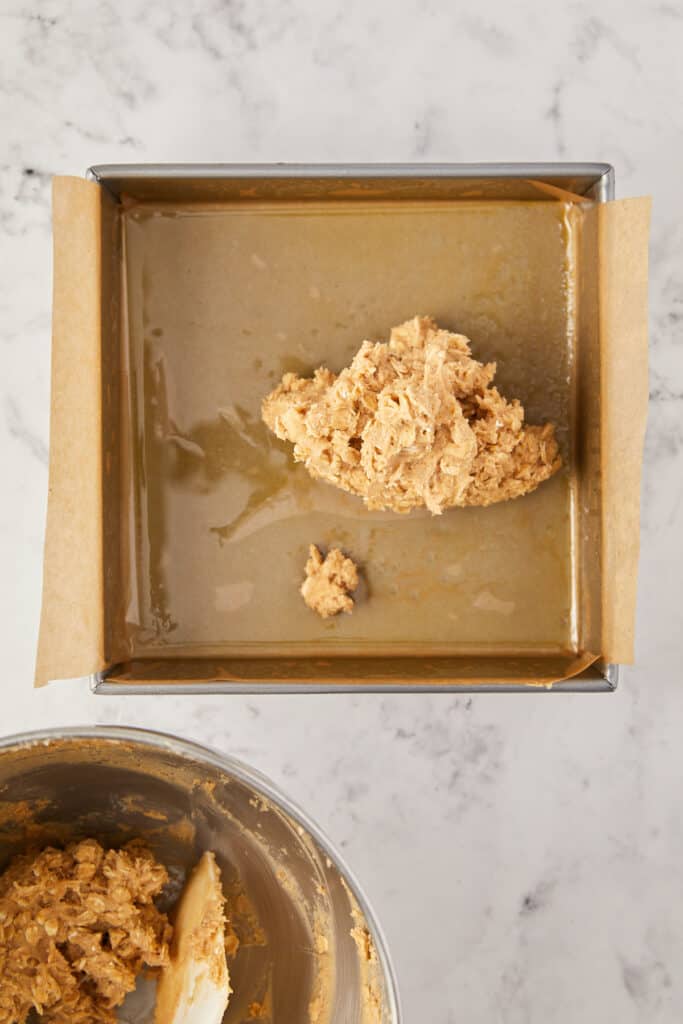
[[91, 664, 619, 695], [86, 161, 614, 200]]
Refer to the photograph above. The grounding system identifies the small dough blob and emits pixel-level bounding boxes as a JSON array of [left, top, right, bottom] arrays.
[[301, 545, 359, 618], [262, 316, 561, 514], [0, 839, 171, 1024]]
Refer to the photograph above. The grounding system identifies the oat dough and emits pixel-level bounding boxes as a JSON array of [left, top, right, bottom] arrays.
[[301, 545, 359, 618], [0, 839, 172, 1024], [262, 316, 561, 514]]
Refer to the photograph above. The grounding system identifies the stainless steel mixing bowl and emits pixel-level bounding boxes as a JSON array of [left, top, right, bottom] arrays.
[[0, 727, 400, 1024]]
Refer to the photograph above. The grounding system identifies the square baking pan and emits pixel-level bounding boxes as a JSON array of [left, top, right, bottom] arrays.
[[36, 164, 650, 693]]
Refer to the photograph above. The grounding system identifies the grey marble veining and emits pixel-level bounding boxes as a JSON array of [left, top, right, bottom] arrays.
[[1, 1, 682, 1021]]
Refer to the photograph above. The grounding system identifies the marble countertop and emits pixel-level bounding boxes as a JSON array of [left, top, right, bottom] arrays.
[[1, 1, 682, 1021]]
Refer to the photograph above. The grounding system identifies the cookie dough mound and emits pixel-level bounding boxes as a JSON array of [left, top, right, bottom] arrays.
[[262, 316, 561, 514], [0, 839, 172, 1024], [301, 545, 359, 618]]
